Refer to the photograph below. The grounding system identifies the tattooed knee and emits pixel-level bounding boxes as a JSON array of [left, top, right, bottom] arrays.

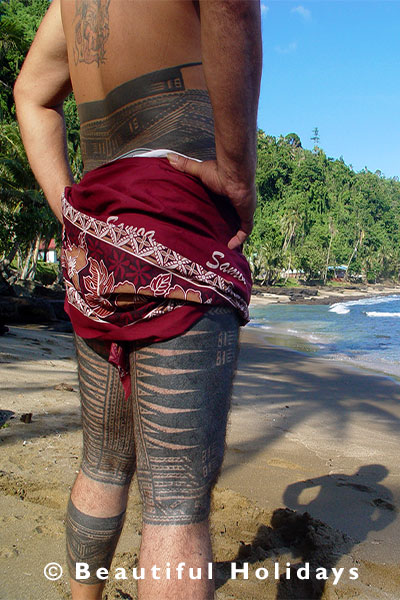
[[141, 492, 214, 526], [66, 499, 125, 583], [139, 438, 226, 526], [80, 454, 136, 487]]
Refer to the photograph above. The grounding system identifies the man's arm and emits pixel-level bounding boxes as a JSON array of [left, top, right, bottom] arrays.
[[168, 0, 262, 250], [13, 0, 73, 224]]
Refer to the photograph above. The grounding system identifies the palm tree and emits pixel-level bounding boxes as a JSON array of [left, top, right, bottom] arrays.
[[0, 9, 28, 121], [0, 121, 58, 280]]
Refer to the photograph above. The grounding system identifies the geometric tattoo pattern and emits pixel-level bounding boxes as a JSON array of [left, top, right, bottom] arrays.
[[67, 309, 239, 581], [74, 308, 239, 525], [78, 64, 216, 172], [129, 309, 239, 525], [75, 334, 136, 486], [66, 499, 125, 583]]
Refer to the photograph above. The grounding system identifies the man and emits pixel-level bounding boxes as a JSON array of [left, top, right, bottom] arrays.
[[14, 1, 261, 599]]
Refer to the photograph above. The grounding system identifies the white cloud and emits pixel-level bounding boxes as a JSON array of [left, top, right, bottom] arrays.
[[291, 5, 311, 21], [261, 3, 269, 16], [274, 42, 297, 55]]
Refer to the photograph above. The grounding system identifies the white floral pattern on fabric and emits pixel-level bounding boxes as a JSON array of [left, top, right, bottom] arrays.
[[61, 194, 249, 324]]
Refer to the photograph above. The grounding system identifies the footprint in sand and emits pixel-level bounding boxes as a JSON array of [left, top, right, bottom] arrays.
[[0, 546, 19, 558]]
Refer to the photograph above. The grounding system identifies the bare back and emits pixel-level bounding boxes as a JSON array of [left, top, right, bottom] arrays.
[[60, 0, 215, 172]]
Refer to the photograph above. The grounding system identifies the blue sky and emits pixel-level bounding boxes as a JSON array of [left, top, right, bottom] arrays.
[[258, 1, 400, 178]]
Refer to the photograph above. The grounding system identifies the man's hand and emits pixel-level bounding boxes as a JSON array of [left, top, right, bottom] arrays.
[[167, 154, 256, 250]]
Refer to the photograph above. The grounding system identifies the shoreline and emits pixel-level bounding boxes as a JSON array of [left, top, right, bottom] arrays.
[[248, 285, 400, 383], [222, 328, 400, 573], [245, 321, 400, 386], [250, 282, 400, 306]]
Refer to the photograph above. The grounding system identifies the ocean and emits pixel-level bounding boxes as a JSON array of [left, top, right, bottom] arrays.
[[249, 294, 400, 379]]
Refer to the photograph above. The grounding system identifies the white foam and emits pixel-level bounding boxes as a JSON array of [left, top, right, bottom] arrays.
[[324, 352, 400, 378], [329, 304, 350, 314], [366, 311, 400, 318], [248, 323, 271, 330], [329, 294, 400, 315], [331, 294, 400, 309], [308, 334, 327, 343]]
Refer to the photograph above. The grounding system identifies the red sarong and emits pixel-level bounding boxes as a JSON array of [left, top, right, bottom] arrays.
[[61, 157, 251, 397]]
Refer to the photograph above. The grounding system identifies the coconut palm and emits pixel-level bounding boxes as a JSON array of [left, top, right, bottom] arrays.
[[0, 121, 57, 279]]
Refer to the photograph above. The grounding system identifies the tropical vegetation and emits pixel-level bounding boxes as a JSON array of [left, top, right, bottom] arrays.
[[249, 131, 400, 284], [1, 0, 399, 286]]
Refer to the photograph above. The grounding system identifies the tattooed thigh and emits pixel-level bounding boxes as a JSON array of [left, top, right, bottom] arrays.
[[75, 335, 136, 486], [129, 308, 240, 525]]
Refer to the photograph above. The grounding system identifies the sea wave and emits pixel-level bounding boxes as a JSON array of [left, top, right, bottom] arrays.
[[248, 322, 271, 330], [329, 294, 400, 315], [329, 304, 350, 314], [249, 296, 400, 378], [323, 352, 400, 378], [365, 311, 400, 318]]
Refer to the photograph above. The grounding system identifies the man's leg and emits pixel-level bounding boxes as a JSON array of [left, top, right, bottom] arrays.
[[130, 309, 239, 600], [67, 336, 136, 600]]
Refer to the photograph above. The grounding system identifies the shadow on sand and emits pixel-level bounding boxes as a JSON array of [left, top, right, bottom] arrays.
[[216, 464, 396, 598]]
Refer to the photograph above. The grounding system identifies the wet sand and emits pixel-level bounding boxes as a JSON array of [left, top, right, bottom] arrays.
[[250, 282, 400, 306], [0, 324, 399, 599]]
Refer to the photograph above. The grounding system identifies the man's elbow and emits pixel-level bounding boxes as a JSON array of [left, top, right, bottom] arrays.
[[13, 75, 45, 126], [13, 74, 29, 111], [13, 77, 22, 103], [14, 75, 64, 116], [13, 83, 25, 123]]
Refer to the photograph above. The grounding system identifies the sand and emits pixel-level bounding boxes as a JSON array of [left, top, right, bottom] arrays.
[[250, 283, 400, 306], [0, 320, 399, 600]]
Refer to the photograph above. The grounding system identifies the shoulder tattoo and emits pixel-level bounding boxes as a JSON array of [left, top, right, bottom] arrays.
[[73, 0, 111, 66]]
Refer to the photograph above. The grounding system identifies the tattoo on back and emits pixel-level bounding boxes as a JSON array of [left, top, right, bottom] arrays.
[[78, 64, 216, 172], [73, 0, 111, 66]]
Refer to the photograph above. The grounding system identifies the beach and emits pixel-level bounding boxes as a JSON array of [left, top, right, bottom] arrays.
[[0, 312, 399, 599], [250, 282, 400, 306]]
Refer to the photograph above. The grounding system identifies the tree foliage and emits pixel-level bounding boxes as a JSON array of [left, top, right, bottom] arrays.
[[0, 2, 399, 286], [0, 0, 82, 279], [248, 131, 400, 283]]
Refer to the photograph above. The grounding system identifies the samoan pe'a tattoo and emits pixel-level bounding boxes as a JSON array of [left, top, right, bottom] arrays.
[[73, 308, 239, 527], [73, 0, 111, 66], [78, 64, 216, 172]]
